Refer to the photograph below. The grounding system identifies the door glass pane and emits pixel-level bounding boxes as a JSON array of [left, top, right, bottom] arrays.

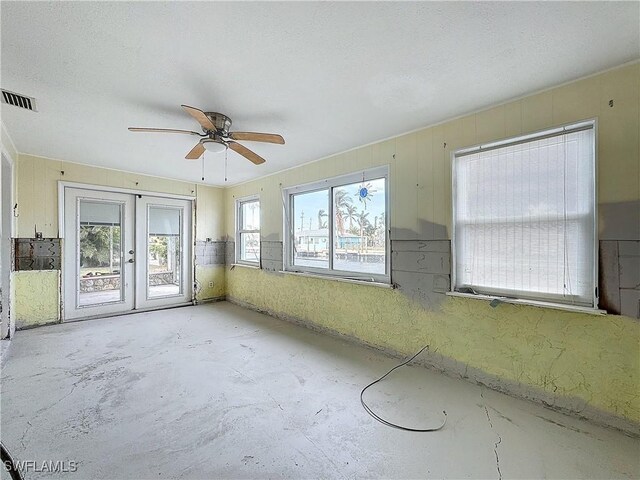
[[292, 190, 329, 269], [148, 206, 182, 298], [333, 177, 386, 275], [78, 200, 123, 306]]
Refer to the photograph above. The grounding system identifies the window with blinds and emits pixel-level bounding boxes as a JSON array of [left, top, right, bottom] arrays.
[[452, 121, 596, 307]]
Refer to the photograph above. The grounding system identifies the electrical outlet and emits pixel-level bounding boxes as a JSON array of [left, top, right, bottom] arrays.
[[208, 281, 214, 288]]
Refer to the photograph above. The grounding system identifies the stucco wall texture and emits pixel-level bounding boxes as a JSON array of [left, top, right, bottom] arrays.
[[226, 268, 639, 424], [11, 270, 60, 329], [223, 63, 640, 426], [195, 265, 226, 301]]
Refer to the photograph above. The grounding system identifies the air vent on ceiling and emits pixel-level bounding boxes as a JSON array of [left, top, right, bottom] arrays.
[[1, 89, 37, 111]]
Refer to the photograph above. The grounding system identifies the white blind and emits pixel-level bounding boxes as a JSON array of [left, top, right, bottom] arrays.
[[453, 124, 595, 306], [149, 206, 181, 236], [79, 201, 121, 226]]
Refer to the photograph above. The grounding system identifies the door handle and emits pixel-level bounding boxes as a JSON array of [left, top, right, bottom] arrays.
[[127, 258, 134, 263], [129, 250, 134, 254]]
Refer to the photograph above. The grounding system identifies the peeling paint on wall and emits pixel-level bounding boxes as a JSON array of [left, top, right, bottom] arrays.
[[600, 240, 640, 317], [261, 240, 283, 272]]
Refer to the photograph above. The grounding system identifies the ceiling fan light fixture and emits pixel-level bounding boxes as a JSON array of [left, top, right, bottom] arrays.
[[129, 104, 282, 164], [202, 139, 227, 154]]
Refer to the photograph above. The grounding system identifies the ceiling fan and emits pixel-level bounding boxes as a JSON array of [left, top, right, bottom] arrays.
[[128, 105, 285, 165]]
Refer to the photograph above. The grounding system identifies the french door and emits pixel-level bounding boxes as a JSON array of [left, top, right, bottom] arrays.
[[135, 196, 191, 310], [63, 187, 192, 321]]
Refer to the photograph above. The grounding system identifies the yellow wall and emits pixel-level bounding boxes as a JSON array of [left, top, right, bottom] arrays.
[[194, 183, 226, 242], [195, 265, 226, 301], [15, 154, 225, 239], [227, 268, 639, 423], [193, 184, 227, 302], [224, 63, 640, 424], [11, 270, 60, 329], [225, 63, 639, 239], [12, 155, 226, 326]]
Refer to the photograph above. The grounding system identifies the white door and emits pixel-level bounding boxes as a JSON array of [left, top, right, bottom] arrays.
[[63, 188, 192, 320], [64, 188, 135, 320], [135, 196, 192, 310]]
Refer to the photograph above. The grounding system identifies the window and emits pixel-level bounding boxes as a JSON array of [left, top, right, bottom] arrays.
[[236, 197, 260, 265], [284, 166, 389, 282], [452, 121, 596, 307]]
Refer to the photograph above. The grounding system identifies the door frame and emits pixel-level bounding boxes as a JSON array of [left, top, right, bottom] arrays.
[[135, 196, 192, 310], [63, 188, 136, 320], [1, 152, 15, 339], [58, 181, 195, 233], [58, 181, 195, 321]]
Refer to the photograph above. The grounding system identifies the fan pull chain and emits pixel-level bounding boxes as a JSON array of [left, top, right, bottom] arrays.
[[225, 149, 228, 182], [201, 155, 205, 182]]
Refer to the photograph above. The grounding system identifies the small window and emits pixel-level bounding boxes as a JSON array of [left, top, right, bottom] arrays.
[[452, 121, 597, 307], [284, 166, 389, 282], [236, 197, 260, 265]]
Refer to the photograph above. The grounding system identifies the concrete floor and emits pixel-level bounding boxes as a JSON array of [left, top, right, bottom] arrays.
[[1, 302, 638, 479]]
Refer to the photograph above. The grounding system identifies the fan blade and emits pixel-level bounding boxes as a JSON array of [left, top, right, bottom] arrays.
[[185, 142, 205, 160], [228, 141, 266, 165], [229, 132, 285, 144], [181, 105, 215, 131], [128, 127, 202, 136]]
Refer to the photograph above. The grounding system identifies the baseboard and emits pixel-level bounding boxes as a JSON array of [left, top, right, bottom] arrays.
[[194, 295, 226, 305], [226, 295, 640, 438], [16, 320, 60, 330]]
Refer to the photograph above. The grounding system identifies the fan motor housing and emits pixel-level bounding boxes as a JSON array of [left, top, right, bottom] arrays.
[[204, 112, 232, 135]]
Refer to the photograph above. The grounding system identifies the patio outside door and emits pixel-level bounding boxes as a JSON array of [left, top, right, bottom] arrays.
[[63, 187, 191, 321]]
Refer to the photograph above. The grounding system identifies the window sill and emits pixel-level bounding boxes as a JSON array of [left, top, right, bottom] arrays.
[[230, 263, 260, 270], [446, 291, 606, 316], [281, 270, 392, 289]]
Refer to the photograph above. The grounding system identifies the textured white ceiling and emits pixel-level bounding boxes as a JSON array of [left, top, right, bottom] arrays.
[[2, 2, 639, 186]]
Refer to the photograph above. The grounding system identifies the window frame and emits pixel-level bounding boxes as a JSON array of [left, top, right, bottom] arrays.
[[450, 119, 598, 309], [235, 195, 261, 266], [283, 166, 390, 284]]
